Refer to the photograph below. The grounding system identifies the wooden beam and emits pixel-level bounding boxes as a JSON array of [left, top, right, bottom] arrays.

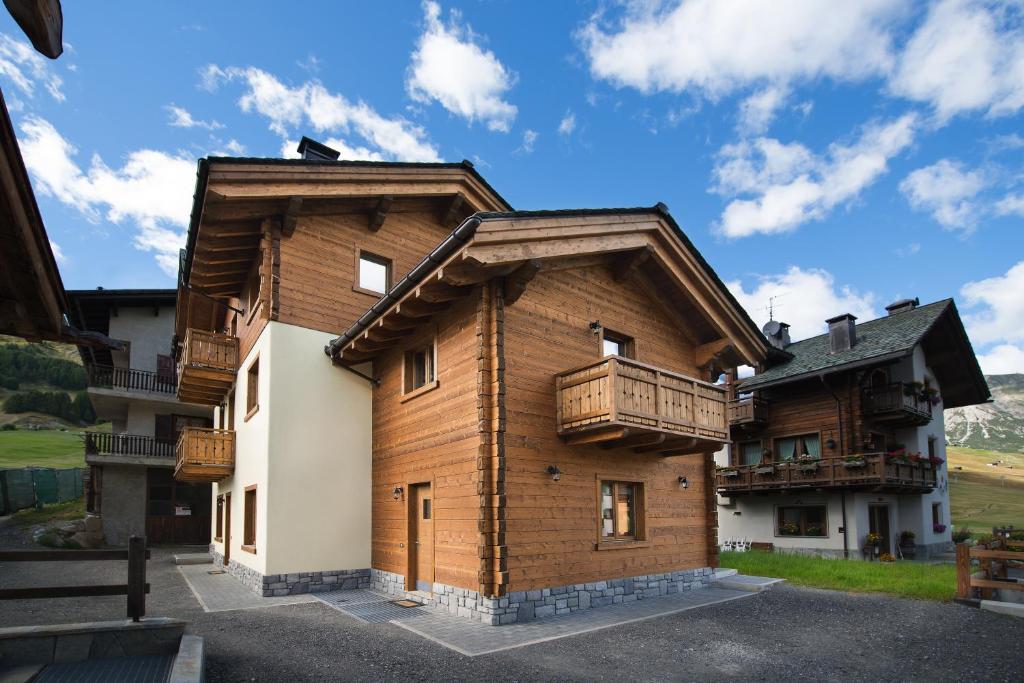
[[442, 193, 466, 228], [3, 0, 63, 59], [281, 196, 303, 237], [604, 432, 665, 450], [416, 282, 471, 304], [612, 245, 653, 282], [504, 259, 542, 305], [564, 427, 630, 446], [369, 196, 393, 232]]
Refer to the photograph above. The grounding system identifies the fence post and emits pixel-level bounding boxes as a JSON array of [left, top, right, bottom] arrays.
[[127, 535, 146, 621], [955, 542, 971, 600]]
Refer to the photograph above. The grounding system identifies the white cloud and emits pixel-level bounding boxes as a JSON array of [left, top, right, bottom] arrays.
[[49, 239, 65, 264], [899, 159, 986, 231], [713, 113, 916, 238], [211, 139, 246, 156], [514, 129, 538, 155], [165, 104, 223, 131], [580, 1, 899, 98], [737, 85, 788, 135], [726, 266, 879, 342], [995, 193, 1024, 217], [961, 260, 1024, 346], [890, 0, 1024, 122], [558, 110, 577, 136], [0, 33, 64, 101], [976, 343, 1024, 374], [204, 65, 440, 162], [406, 1, 517, 132], [279, 137, 382, 161], [18, 116, 194, 276], [895, 242, 921, 258]]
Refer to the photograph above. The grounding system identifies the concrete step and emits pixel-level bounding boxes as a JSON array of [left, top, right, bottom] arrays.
[[712, 568, 738, 580], [711, 574, 785, 593], [173, 553, 213, 566]]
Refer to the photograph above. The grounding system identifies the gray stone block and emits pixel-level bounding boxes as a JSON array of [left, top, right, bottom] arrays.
[[509, 591, 526, 603], [579, 591, 591, 609], [535, 605, 556, 618], [527, 590, 542, 601], [499, 613, 517, 625]]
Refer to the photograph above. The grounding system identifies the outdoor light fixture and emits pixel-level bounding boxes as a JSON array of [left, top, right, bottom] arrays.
[[678, 476, 688, 490], [547, 465, 562, 482], [826, 438, 837, 449], [392, 486, 404, 500], [589, 320, 602, 335]]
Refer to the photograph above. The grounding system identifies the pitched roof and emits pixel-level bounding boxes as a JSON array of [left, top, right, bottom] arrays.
[[739, 299, 990, 409]]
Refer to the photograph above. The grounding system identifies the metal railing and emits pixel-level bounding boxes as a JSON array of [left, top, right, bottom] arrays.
[[84, 432, 175, 459], [87, 364, 176, 394]]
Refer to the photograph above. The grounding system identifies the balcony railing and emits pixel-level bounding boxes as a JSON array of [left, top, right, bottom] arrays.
[[87, 364, 176, 395], [84, 432, 175, 459], [716, 453, 937, 495], [862, 382, 933, 426], [728, 396, 768, 426], [177, 328, 238, 405], [555, 356, 728, 454], [174, 427, 235, 483]]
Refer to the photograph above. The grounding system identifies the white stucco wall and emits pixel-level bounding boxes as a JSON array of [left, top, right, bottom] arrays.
[[211, 320, 372, 577], [106, 305, 175, 372]]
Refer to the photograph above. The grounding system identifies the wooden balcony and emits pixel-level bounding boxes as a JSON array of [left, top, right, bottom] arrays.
[[177, 328, 238, 406], [862, 382, 933, 427], [555, 356, 728, 456], [87, 364, 177, 395], [728, 396, 767, 427], [175, 427, 235, 483], [716, 454, 937, 495]]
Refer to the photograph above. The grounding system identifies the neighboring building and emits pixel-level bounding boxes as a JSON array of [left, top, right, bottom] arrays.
[[716, 299, 990, 559], [173, 141, 767, 623], [68, 288, 214, 546]]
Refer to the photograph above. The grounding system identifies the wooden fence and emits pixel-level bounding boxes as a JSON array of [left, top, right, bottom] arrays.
[[955, 537, 1024, 602], [0, 536, 149, 621]]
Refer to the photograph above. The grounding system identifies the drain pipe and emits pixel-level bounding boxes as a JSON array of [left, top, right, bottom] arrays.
[[820, 372, 849, 558]]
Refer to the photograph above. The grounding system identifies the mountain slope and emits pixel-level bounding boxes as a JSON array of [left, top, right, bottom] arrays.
[[945, 374, 1024, 453]]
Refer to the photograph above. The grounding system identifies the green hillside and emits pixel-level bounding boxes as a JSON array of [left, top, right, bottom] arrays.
[[948, 446, 1024, 533], [0, 336, 95, 427], [0, 429, 88, 469]]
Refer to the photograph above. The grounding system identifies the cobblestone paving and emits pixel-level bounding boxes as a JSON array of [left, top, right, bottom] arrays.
[[178, 564, 317, 612]]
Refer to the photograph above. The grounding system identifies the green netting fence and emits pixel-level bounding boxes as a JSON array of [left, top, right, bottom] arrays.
[[0, 467, 84, 514]]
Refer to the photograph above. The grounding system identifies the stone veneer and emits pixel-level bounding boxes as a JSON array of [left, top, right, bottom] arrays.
[[372, 567, 713, 625], [209, 546, 370, 596]]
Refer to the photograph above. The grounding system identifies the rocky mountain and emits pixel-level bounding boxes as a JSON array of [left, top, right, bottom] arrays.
[[946, 374, 1024, 453]]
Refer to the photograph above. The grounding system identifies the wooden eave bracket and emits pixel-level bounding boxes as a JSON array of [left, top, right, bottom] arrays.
[[503, 259, 542, 305], [442, 192, 466, 228], [281, 196, 303, 237], [369, 196, 393, 232], [612, 245, 653, 282]]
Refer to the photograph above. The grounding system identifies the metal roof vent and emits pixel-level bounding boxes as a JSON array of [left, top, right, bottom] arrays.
[[826, 313, 857, 353], [296, 136, 341, 161], [885, 297, 919, 316]]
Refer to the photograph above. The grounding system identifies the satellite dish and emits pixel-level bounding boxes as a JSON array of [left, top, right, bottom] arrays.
[[763, 320, 782, 337]]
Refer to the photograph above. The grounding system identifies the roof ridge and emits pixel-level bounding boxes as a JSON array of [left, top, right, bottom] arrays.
[[780, 298, 952, 349]]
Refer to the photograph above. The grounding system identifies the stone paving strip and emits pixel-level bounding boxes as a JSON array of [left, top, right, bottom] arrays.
[[177, 564, 317, 613], [316, 586, 756, 656]]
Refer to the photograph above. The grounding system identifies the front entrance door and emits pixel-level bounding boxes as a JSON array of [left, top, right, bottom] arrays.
[[223, 492, 231, 566], [409, 483, 434, 593], [869, 504, 891, 554]]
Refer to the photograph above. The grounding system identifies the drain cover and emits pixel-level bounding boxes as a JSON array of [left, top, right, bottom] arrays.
[[207, 570, 226, 575], [392, 599, 420, 608]]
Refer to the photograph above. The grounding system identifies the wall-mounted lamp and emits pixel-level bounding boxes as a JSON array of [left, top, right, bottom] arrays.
[[546, 465, 562, 482], [589, 321, 602, 336], [678, 476, 688, 490], [392, 486, 404, 501], [826, 437, 837, 450]]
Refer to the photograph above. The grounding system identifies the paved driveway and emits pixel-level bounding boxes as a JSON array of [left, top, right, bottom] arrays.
[[1, 545, 1022, 681]]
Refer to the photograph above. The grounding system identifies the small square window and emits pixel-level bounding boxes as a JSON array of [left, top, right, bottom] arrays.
[[600, 480, 643, 540], [246, 358, 259, 418], [357, 251, 391, 295], [601, 329, 634, 358], [403, 341, 436, 394], [422, 498, 431, 520]]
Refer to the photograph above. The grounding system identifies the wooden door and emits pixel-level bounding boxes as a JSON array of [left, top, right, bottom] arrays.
[[223, 492, 231, 566], [409, 483, 434, 593], [869, 504, 891, 554]]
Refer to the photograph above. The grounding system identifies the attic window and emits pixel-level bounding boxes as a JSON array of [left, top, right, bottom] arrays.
[[355, 250, 391, 296], [601, 329, 634, 359]]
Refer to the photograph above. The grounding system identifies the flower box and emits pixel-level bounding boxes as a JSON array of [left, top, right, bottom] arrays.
[[754, 465, 776, 475], [720, 469, 739, 478], [843, 459, 867, 468], [798, 462, 820, 473]]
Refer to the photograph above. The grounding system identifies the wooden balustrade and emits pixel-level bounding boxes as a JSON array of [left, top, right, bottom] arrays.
[[956, 538, 1024, 602], [555, 356, 728, 455], [716, 453, 938, 494], [728, 396, 768, 425], [862, 382, 933, 426], [87, 364, 176, 394], [177, 328, 238, 405], [174, 427, 235, 483], [84, 432, 175, 459]]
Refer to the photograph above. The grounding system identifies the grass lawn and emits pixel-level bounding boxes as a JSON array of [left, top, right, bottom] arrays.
[[10, 498, 85, 527], [719, 551, 957, 601], [947, 446, 1024, 533], [0, 429, 87, 469]]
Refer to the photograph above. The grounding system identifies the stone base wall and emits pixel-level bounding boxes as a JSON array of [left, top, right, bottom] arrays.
[[371, 567, 713, 626], [209, 546, 370, 596]]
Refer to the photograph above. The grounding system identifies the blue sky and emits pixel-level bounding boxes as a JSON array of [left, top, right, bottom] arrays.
[[2, 1, 1023, 373]]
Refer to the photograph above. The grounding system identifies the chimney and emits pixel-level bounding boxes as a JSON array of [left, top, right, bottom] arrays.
[[296, 136, 341, 161], [762, 320, 791, 351], [885, 297, 919, 316], [826, 313, 857, 353]]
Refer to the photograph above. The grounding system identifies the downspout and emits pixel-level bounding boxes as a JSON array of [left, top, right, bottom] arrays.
[[820, 372, 849, 559]]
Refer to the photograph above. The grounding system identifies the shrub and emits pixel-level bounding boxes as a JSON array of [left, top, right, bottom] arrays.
[[1009, 531, 1024, 541], [0, 423, 15, 431], [3, 390, 95, 424], [951, 527, 972, 543]]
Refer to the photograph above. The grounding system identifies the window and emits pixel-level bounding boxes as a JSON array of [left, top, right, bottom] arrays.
[[600, 480, 644, 540], [227, 391, 235, 430], [242, 486, 257, 552], [739, 441, 763, 466], [355, 250, 391, 295], [932, 502, 942, 527], [928, 437, 937, 459], [774, 433, 821, 461], [776, 506, 827, 537], [600, 329, 634, 358], [403, 340, 436, 395], [422, 498, 431, 520], [245, 358, 259, 419], [215, 496, 224, 542]]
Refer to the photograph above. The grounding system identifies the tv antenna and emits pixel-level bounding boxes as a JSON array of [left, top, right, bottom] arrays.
[[766, 294, 787, 321]]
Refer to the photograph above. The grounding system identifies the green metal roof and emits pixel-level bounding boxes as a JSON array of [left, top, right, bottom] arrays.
[[739, 299, 953, 390]]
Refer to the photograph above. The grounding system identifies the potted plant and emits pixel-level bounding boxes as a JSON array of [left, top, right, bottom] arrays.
[[951, 527, 972, 544], [717, 466, 739, 478], [879, 552, 896, 563], [754, 463, 776, 475], [843, 454, 866, 468], [898, 530, 916, 558], [864, 532, 883, 558], [933, 523, 947, 534], [797, 455, 819, 473], [779, 521, 800, 536]]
